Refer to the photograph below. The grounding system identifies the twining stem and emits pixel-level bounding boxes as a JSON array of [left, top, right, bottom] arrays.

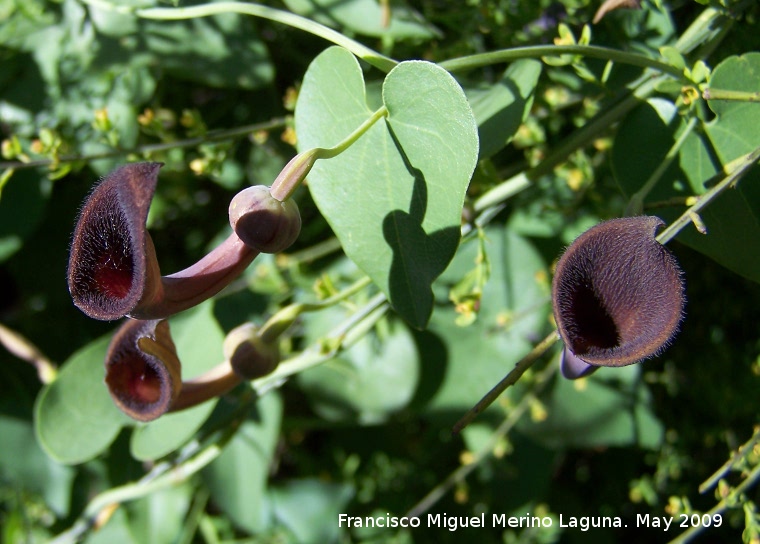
[[452, 329, 560, 434], [407, 360, 558, 518], [126, 1, 397, 73], [0, 323, 57, 383], [253, 293, 389, 395], [668, 462, 760, 544], [276, 237, 344, 267], [258, 276, 373, 343], [0, 117, 288, 171], [626, 116, 699, 216], [699, 425, 760, 494], [656, 145, 760, 245], [472, 5, 729, 213], [440, 45, 684, 79], [703, 88, 760, 102], [269, 107, 389, 201], [49, 402, 248, 544]]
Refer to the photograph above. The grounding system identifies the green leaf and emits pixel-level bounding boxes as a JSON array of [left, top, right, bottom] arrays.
[[0, 415, 76, 516], [124, 482, 193, 544], [295, 46, 479, 328], [468, 59, 542, 159], [34, 335, 130, 465], [282, 0, 440, 39], [130, 301, 226, 461], [612, 95, 760, 283], [298, 315, 419, 424], [519, 362, 664, 450], [705, 53, 760, 164], [202, 392, 283, 534], [270, 479, 354, 542], [140, 13, 273, 90], [421, 225, 550, 415]]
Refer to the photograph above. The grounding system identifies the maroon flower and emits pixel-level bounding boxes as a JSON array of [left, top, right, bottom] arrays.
[[552, 216, 685, 379], [67, 163, 258, 321], [105, 318, 182, 422], [105, 318, 245, 421]]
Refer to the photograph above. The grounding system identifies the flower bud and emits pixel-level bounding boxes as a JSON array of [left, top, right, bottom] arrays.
[[552, 216, 685, 378], [105, 319, 182, 422], [228, 186, 301, 254], [222, 323, 280, 380]]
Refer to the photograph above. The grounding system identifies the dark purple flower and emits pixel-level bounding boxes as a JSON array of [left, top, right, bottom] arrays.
[[105, 318, 182, 422], [68, 163, 259, 320], [552, 216, 685, 379]]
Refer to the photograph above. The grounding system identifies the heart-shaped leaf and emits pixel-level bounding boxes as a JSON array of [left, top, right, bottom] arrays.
[[35, 335, 131, 465], [295, 46, 479, 328]]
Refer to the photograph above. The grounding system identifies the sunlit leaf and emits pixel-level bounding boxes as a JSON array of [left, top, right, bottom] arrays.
[[202, 392, 283, 534], [612, 92, 760, 283], [35, 335, 130, 465], [295, 46, 479, 328]]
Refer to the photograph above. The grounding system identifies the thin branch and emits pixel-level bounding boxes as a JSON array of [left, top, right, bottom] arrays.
[[407, 360, 557, 518], [657, 145, 760, 245], [452, 329, 560, 434], [440, 45, 684, 79], [668, 462, 760, 544], [699, 426, 760, 494], [0, 323, 57, 383], [0, 117, 289, 171]]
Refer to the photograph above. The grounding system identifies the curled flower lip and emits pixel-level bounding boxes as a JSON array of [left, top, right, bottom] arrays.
[[552, 216, 685, 378], [105, 318, 182, 422], [105, 318, 243, 421], [67, 163, 259, 321]]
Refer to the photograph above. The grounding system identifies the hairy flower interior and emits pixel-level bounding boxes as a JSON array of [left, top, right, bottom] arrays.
[[90, 203, 135, 300], [106, 351, 163, 407], [568, 282, 621, 354]]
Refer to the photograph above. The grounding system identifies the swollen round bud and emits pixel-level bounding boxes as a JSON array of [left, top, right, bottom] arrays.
[[223, 323, 280, 380], [228, 186, 301, 253]]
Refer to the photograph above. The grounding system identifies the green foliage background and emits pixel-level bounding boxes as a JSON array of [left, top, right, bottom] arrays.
[[1, 0, 760, 543]]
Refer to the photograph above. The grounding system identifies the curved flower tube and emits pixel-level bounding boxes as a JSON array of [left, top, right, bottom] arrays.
[[105, 318, 182, 422], [552, 216, 685, 379], [67, 163, 259, 321], [106, 318, 244, 421]]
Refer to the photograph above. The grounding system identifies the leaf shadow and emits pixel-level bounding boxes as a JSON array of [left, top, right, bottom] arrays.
[[382, 124, 460, 329]]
